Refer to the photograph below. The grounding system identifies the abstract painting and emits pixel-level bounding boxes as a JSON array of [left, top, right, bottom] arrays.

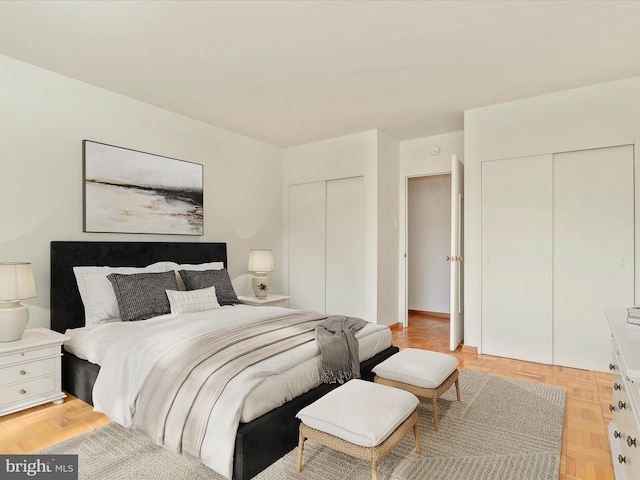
[[83, 140, 203, 235]]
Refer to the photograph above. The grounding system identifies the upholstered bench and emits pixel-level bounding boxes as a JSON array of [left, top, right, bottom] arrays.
[[372, 348, 460, 431], [296, 379, 420, 480]]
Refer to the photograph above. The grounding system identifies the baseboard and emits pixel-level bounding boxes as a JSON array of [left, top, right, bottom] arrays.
[[387, 322, 403, 331], [408, 309, 450, 319], [461, 345, 478, 354]]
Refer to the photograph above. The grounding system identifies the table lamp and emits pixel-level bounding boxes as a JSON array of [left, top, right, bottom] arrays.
[[248, 249, 274, 299], [0, 262, 36, 342]]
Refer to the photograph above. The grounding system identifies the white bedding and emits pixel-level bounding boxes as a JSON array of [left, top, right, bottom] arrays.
[[65, 305, 392, 479]]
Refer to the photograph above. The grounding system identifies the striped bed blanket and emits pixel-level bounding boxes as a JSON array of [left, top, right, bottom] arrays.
[[131, 310, 327, 459], [92, 308, 369, 478]]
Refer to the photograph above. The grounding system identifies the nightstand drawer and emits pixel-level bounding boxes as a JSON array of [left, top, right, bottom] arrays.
[[0, 347, 57, 367], [0, 375, 55, 406], [0, 358, 55, 385]]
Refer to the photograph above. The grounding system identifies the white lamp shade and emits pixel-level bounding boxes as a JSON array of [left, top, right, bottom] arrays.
[[0, 262, 36, 301], [248, 250, 274, 273]]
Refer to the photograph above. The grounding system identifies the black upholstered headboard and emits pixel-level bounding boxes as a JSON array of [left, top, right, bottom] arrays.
[[50, 241, 228, 333]]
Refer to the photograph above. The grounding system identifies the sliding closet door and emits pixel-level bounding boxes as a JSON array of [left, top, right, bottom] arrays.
[[326, 176, 364, 317], [289, 182, 326, 313], [553, 145, 634, 371], [481, 155, 553, 363]]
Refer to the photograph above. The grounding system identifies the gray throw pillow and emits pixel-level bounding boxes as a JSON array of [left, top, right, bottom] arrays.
[[107, 271, 178, 322], [178, 269, 240, 306]]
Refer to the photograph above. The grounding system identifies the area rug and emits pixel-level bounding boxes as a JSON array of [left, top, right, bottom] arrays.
[[37, 370, 566, 480]]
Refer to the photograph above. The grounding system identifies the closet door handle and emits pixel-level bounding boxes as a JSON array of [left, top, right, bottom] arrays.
[[445, 256, 452, 262], [628, 436, 637, 448], [609, 404, 616, 412], [618, 400, 626, 410], [609, 363, 616, 371], [614, 383, 622, 391]]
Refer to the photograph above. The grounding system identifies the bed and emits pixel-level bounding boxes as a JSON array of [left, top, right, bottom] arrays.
[[50, 241, 398, 480]]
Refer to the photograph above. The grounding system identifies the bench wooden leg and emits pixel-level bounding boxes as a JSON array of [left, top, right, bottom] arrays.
[[414, 422, 421, 454], [432, 396, 439, 431], [297, 428, 305, 472], [455, 377, 461, 401]]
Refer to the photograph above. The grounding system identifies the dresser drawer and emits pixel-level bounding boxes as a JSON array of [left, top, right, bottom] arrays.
[[609, 324, 640, 480], [612, 379, 635, 438], [0, 357, 55, 385], [0, 347, 57, 367], [0, 376, 55, 406], [613, 340, 640, 426], [627, 378, 640, 425]]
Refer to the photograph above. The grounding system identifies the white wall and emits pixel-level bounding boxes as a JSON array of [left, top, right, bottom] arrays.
[[398, 131, 464, 325], [376, 131, 399, 326], [282, 130, 379, 322], [282, 130, 402, 325], [0, 55, 284, 329], [407, 174, 451, 313], [464, 76, 640, 351]]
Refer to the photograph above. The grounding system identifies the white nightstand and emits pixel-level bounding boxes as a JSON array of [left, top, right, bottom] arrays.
[[237, 294, 290, 307], [0, 328, 70, 416]]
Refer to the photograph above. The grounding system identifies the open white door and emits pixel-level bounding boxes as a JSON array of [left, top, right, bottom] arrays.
[[450, 155, 464, 351]]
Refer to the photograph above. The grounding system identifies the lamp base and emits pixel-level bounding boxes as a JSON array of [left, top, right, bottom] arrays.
[[251, 274, 270, 299], [0, 301, 29, 342]]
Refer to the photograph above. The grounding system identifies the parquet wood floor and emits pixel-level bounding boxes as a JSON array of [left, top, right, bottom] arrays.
[[0, 313, 614, 480], [395, 313, 615, 480]]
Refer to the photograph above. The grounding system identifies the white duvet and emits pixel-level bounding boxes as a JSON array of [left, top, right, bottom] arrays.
[[71, 305, 391, 479]]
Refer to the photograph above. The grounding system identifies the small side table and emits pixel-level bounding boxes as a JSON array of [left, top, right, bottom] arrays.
[[237, 294, 290, 307], [0, 328, 70, 416]]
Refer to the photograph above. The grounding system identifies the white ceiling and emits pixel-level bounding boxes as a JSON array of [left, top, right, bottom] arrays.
[[1, 1, 639, 147]]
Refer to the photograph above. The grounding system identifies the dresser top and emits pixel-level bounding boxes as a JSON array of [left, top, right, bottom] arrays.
[[0, 328, 70, 356], [606, 308, 640, 381]]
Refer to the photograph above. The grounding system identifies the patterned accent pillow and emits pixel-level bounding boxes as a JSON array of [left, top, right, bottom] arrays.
[[166, 286, 220, 315], [107, 271, 178, 322], [178, 269, 240, 306]]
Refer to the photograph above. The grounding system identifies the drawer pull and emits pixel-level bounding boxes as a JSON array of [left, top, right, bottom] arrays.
[[628, 436, 637, 448], [19, 370, 26, 375], [618, 400, 627, 410], [609, 404, 616, 412], [609, 363, 616, 371], [614, 383, 622, 391], [614, 430, 622, 439], [618, 454, 626, 464], [19, 389, 26, 395]]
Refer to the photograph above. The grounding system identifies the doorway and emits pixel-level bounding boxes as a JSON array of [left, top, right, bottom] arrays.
[[401, 155, 464, 351], [407, 174, 452, 331]]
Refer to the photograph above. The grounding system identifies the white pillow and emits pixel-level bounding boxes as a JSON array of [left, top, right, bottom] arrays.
[[164, 261, 225, 290], [73, 262, 173, 328], [166, 286, 220, 314]]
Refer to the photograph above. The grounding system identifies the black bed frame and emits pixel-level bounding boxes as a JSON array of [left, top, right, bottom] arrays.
[[50, 241, 399, 480]]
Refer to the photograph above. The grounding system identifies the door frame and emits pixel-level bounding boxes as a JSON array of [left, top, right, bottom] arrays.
[[401, 170, 452, 328]]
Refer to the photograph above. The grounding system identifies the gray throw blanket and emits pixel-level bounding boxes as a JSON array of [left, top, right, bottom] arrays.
[[316, 315, 367, 384]]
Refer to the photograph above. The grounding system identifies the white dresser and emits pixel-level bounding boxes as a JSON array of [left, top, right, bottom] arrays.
[[0, 328, 69, 416], [606, 308, 640, 479]]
